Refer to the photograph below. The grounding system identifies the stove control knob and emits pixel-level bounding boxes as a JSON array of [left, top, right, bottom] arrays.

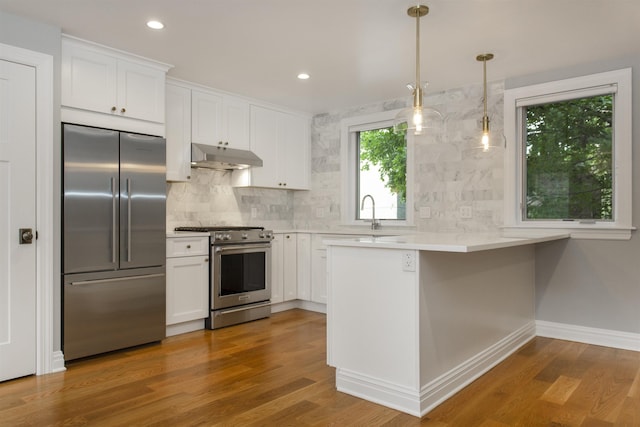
[[242, 233, 248, 240], [259, 232, 266, 239], [223, 233, 231, 241]]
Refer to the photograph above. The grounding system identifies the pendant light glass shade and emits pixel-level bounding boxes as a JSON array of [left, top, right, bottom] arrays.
[[475, 53, 504, 151], [393, 5, 442, 136]]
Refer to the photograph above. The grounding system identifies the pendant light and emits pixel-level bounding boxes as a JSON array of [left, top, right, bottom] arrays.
[[475, 53, 503, 151], [394, 5, 442, 136]]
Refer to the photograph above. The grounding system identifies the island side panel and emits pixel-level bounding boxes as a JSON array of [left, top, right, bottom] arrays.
[[328, 246, 421, 391], [418, 244, 536, 386]]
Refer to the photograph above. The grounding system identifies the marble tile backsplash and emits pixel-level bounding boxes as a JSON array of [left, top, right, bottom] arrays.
[[166, 168, 294, 231], [294, 81, 505, 232], [166, 81, 505, 233]]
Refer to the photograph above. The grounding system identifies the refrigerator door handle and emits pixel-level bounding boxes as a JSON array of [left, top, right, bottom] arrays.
[[68, 273, 165, 286], [111, 177, 117, 264], [127, 178, 132, 262]]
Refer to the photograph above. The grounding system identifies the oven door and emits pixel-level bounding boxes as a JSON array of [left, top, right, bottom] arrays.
[[212, 243, 271, 310]]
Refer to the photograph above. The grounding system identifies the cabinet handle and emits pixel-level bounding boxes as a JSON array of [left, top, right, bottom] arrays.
[[204, 258, 209, 263], [224, 142, 229, 146], [286, 235, 290, 239], [186, 244, 191, 249], [218, 141, 223, 145], [121, 107, 126, 113], [111, 106, 116, 112]]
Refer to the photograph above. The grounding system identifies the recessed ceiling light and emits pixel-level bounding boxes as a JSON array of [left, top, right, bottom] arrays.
[[297, 73, 310, 80], [146, 20, 164, 30]]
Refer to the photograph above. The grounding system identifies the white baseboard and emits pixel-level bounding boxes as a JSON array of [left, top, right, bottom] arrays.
[[297, 300, 327, 314], [419, 322, 536, 416], [271, 299, 326, 314], [536, 320, 640, 351], [270, 300, 300, 313], [336, 369, 422, 417], [336, 322, 536, 417], [51, 351, 66, 373], [166, 319, 205, 337]]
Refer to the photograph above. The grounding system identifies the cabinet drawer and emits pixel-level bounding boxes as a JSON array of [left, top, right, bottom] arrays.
[[166, 236, 209, 257]]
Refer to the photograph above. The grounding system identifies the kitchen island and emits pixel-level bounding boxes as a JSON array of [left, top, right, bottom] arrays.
[[325, 232, 568, 417]]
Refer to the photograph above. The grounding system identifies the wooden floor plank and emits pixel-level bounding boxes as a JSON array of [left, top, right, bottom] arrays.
[[0, 309, 638, 426]]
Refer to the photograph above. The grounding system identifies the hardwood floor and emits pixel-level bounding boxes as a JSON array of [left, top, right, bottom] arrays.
[[1, 309, 639, 426]]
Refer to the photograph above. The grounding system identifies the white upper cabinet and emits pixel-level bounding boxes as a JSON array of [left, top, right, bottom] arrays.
[[191, 89, 250, 150], [165, 82, 192, 181], [232, 105, 310, 190], [61, 35, 171, 135]]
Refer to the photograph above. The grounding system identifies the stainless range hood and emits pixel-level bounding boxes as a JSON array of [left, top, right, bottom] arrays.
[[191, 143, 263, 170]]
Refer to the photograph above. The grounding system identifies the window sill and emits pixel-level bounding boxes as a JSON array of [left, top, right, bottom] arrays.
[[502, 224, 635, 241]]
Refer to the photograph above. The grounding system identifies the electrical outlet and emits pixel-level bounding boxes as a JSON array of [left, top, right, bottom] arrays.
[[402, 251, 416, 272], [251, 207, 257, 219], [419, 206, 431, 219], [460, 206, 472, 219]]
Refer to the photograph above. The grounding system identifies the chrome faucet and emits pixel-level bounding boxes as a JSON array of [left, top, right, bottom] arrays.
[[361, 194, 381, 230]]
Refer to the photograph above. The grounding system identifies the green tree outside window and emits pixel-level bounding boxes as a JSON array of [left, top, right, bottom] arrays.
[[525, 94, 613, 220]]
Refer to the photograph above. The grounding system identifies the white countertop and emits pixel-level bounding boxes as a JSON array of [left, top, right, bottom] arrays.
[[323, 231, 569, 252]]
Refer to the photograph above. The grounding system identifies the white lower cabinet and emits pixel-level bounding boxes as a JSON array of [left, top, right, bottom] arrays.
[[311, 234, 329, 304], [166, 235, 209, 325], [311, 234, 363, 304], [296, 233, 311, 301], [271, 233, 298, 303], [271, 232, 359, 307]]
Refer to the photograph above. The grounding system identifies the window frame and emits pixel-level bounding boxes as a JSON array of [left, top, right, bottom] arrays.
[[503, 68, 633, 239], [340, 109, 414, 227]]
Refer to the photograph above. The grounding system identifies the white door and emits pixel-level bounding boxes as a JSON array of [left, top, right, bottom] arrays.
[[0, 59, 37, 381]]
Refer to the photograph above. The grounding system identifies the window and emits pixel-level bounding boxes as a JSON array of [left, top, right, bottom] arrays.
[[504, 68, 632, 239], [524, 95, 613, 221], [341, 110, 414, 226], [357, 127, 406, 220]]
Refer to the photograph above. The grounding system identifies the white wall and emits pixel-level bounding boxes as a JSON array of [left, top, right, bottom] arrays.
[[0, 11, 63, 351], [506, 57, 640, 335]]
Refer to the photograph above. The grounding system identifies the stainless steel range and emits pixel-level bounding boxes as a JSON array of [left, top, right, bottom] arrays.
[[174, 226, 273, 329]]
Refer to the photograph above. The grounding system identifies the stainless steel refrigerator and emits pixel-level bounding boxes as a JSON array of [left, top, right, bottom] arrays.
[[62, 124, 166, 360]]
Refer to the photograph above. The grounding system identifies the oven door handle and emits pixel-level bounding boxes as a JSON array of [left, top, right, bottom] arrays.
[[214, 243, 271, 253]]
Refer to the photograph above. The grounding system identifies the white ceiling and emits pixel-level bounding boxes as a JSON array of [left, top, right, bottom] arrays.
[[1, 0, 639, 114]]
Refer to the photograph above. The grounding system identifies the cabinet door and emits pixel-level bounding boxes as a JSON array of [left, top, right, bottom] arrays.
[[311, 248, 328, 304], [281, 113, 310, 190], [165, 83, 192, 181], [271, 233, 284, 303], [191, 90, 223, 145], [62, 41, 117, 115], [296, 233, 311, 301], [250, 105, 280, 187], [223, 96, 250, 150], [117, 59, 166, 123], [283, 234, 297, 301], [166, 256, 209, 325]]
